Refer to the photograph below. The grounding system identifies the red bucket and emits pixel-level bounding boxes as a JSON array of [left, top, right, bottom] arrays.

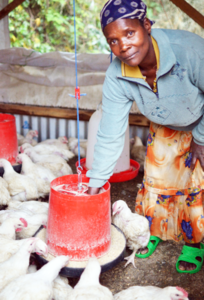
[[0, 114, 18, 164], [47, 174, 111, 260]]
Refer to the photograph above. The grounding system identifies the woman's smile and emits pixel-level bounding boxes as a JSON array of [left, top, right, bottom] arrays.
[[124, 52, 138, 61]]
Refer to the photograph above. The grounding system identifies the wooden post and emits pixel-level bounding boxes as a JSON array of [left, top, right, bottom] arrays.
[[170, 0, 204, 29], [0, 0, 26, 20]]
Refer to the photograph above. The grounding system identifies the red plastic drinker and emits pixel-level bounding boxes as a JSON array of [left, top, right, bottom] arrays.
[[0, 114, 18, 164], [47, 174, 111, 260]]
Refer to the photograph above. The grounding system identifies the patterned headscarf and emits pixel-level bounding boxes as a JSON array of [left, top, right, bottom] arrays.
[[100, 0, 155, 30]]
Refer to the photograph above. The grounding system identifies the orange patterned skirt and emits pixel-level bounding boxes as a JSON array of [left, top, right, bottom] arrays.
[[135, 123, 204, 243]]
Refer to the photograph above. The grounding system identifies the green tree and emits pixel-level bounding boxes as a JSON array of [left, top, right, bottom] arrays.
[[9, 0, 162, 53]]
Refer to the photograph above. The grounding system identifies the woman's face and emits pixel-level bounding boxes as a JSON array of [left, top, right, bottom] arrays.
[[103, 18, 152, 67]]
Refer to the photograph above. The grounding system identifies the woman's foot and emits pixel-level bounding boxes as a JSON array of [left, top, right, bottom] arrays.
[[178, 242, 201, 271], [137, 239, 157, 255]]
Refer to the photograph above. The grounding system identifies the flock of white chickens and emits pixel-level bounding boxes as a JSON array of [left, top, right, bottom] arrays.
[[0, 130, 189, 299]]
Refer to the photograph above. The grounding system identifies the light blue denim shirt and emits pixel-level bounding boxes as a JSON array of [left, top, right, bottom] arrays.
[[87, 28, 204, 188]]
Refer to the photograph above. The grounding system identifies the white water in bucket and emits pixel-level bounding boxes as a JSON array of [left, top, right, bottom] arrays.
[[53, 183, 105, 196], [86, 107, 130, 173], [53, 183, 89, 196]]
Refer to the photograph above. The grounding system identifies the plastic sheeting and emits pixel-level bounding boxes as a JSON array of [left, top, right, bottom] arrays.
[[0, 0, 10, 50], [0, 47, 140, 113]]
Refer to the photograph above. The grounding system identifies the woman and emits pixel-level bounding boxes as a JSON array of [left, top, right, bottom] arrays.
[[87, 0, 204, 274]]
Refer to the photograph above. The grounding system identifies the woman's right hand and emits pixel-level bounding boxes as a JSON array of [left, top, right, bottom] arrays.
[[87, 187, 100, 195]]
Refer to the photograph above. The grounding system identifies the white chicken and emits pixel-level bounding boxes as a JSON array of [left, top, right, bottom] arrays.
[[68, 257, 113, 300], [7, 200, 49, 214], [26, 263, 73, 300], [68, 137, 87, 158], [18, 130, 38, 146], [0, 217, 27, 239], [0, 238, 37, 292], [27, 263, 38, 274], [16, 153, 56, 196], [0, 158, 38, 201], [38, 136, 69, 149], [112, 200, 150, 268], [0, 237, 48, 263], [16, 212, 47, 239], [53, 276, 73, 300], [0, 177, 11, 205], [113, 285, 189, 300], [24, 148, 73, 177], [0, 255, 69, 300], [130, 136, 146, 172], [0, 209, 47, 239], [20, 142, 74, 161], [0, 209, 33, 224]]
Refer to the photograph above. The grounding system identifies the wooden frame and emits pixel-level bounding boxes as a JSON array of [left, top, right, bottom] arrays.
[[0, 0, 26, 20], [0, 103, 150, 127], [170, 0, 204, 28]]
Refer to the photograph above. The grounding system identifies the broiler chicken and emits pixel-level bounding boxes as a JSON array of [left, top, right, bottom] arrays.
[[0, 217, 27, 239], [53, 276, 73, 300], [24, 148, 73, 177], [16, 153, 56, 197], [0, 209, 47, 239], [16, 212, 47, 239], [38, 136, 69, 149], [0, 177, 11, 205], [68, 137, 87, 158], [68, 257, 113, 300], [130, 136, 146, 172], [113, 285, 189, 300], [112, 200, 150, 268], [18, 130, 38, 146], [0, 237, 47, 263], [7, 200, 49, 214], [0, 158, 38, 201], [20, 142, 74, 161], [25, 264, 73, 300], [0, 255, 69, 300], [0, 238, 36, 292]]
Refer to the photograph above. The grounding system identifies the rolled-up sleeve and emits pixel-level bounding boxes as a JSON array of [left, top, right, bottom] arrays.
[[87, 69, 133, 188]]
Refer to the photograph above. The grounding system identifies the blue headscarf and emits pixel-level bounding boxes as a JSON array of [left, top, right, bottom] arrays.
[[100, 0, 155, 30]]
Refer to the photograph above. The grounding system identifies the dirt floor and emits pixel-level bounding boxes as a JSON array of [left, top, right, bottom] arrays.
[[67, 157, 204, 300]]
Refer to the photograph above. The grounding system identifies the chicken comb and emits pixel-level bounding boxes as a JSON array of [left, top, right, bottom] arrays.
[[176, 287, 188, 297], [20, 218, 28, 227]]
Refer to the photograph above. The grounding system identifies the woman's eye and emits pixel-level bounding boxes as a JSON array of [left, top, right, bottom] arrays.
[[110, 39, 117, 45], [128, 31, 134, 36]]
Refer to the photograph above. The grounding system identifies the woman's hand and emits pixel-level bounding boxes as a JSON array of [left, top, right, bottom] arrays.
[[87, 187, 100, 195], [190, 139, 204, 171]]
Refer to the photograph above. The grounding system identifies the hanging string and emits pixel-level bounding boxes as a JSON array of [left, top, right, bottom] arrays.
[[73, 0, 80, 167], [69, 0, 86, 190], [110, 50, 113, 63]]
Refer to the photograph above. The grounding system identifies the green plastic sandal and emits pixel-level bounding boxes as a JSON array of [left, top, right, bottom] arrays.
[[176, 243, 204, 274], [135, 236, 162, 258]]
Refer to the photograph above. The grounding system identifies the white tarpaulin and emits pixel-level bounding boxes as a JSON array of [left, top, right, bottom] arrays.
[[0, 0, 10, 50], [0, 47, 140, 113]]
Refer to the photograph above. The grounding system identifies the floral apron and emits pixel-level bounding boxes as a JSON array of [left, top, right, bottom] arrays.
[[135, 122, 204, 243]]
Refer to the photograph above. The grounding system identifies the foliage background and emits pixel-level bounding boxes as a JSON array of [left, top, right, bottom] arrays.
[[8, 0, 204, 54]]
